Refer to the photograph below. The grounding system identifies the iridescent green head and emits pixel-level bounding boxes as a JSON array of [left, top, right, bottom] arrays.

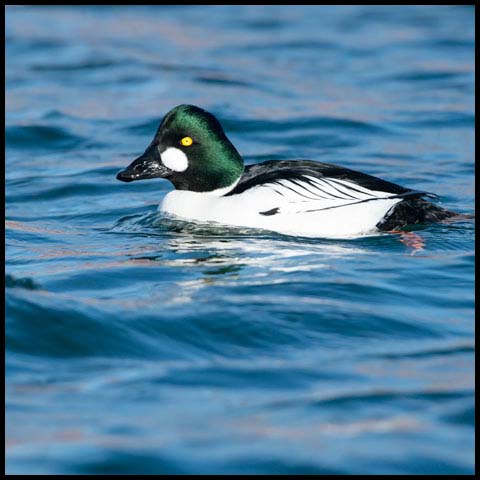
[[116, 105, 244, 193]]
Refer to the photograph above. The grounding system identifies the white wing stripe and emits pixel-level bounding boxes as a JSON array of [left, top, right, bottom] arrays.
[[259, 175, 396, 210], [312, 178, 362, 200], [305, 176, 391, 199], [275, 180, 318, 199], [316, 179, 359, 199], [322, 178, 374, 198], [327, 177, 384, 197], [276, 179, 327, 200], [289, 178, 331, 199], [303, 176, 364, 200]]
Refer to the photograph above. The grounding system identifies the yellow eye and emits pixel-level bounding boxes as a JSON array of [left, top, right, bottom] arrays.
[[180, 136, 193, 147]]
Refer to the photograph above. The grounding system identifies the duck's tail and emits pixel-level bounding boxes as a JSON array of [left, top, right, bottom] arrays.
[[377, 197, 474, 231]]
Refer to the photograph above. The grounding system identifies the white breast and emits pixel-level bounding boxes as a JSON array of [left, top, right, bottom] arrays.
[[159, 177, 402, 238]]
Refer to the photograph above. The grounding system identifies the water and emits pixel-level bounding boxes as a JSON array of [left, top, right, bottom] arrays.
[[5, 5, 475, 474]]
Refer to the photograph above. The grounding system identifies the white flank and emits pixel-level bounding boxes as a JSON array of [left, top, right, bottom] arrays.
[[160, 147, 189, 172], [159, 177, 404, 239]]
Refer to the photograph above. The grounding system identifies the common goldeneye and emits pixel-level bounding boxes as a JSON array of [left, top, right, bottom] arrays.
[[116, 104, 458, 238]]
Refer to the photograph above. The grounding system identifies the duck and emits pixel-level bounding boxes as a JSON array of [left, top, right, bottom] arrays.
[[116, 104, 458, 238]]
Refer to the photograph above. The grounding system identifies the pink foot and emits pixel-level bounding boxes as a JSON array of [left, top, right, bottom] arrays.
[[388, 230, 425, 254]]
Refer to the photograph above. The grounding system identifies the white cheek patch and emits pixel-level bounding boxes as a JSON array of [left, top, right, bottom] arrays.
[[160, 147, 189, 172]]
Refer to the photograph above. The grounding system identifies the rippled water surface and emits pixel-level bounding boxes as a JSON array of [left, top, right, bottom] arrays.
[[5, 5, 475, 474]]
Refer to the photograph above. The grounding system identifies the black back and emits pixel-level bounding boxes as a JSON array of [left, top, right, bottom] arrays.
[[225, 160, 409, 196]]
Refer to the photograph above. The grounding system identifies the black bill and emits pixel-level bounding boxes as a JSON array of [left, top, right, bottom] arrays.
[[116, 145, 171, 182]]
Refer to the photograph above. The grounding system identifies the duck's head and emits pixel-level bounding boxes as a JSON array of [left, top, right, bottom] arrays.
[[116, 105, 244, 194]]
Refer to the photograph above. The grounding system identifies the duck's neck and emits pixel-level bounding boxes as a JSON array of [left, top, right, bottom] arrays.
[[202, 176, 242, 196]]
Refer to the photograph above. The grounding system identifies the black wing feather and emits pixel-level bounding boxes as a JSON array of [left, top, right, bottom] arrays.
[[225, 160, 410, 196], [225, 159, 455, 226]]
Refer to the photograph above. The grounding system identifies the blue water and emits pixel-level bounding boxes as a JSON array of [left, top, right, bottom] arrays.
[[5, 5, 475, 475]]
